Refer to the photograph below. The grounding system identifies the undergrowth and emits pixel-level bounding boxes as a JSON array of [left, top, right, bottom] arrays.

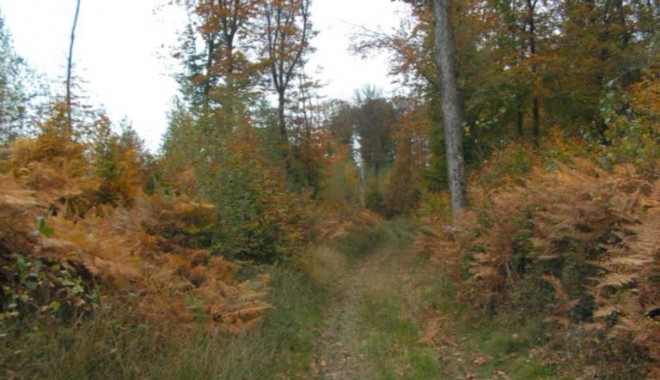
[[1, 264, 329, 379], [417, 156, 659, 378]]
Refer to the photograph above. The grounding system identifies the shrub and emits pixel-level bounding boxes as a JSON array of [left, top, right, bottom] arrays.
[[596, 69, 659, 176], [418, 159, 659, 377], [211, 128, 308, 264]]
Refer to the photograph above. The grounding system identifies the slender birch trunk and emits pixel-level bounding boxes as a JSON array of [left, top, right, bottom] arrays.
[[66, 0, 81, 137]]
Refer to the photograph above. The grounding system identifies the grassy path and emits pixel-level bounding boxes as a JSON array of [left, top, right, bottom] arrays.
[[311, 253, 367, 379], [309, 227, 447, 379], [306, 221, 562, 380]]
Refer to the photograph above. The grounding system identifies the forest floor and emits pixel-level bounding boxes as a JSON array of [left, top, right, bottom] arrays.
[[305, 225, 564, 380]]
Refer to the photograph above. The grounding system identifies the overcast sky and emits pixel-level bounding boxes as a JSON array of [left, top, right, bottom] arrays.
[[0, 0, 408, 151]]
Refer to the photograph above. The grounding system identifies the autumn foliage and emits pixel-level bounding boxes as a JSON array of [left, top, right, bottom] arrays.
[[417, 157, 659, 377], [1, 1, 658, 377], [0, 109, 271, 333], [211, 128, 309, 263]]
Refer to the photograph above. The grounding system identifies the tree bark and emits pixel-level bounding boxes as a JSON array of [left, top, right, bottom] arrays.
[[433, 0, 467, 215], [66, 0, 81, 138], [277, 91, 287, 141], [525, 0, 540, 141]]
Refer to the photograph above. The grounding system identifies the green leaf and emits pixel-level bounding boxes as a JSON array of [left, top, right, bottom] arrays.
[[39, 223, 54, 237], [49, 301, 61, 312]]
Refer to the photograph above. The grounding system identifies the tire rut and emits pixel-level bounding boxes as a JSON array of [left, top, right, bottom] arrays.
[[310, 248, 408, 379], [311, 260, 373, 379]]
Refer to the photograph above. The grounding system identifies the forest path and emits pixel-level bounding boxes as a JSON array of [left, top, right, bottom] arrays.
[[303, 220, 567, 380], [308, 235, 467, 380]]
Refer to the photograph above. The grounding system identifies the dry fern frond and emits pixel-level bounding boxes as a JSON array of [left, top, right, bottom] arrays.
[[597, 273, 637, 289], [214, 304, 272, 333], [595, 254, 652, 270], [536, 253, 562, 261], [211, 286, 274, 334], [540, 275, 569, 302], [469, 266, 500, 280], [593, 304, 619, 319]]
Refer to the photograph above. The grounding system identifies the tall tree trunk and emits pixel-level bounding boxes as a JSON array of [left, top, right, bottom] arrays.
[[203, 36, 216, 117], [433, 0, 467, 215], [531, 96, 540, 139], [263, 0, 313, 148], [66, 0, 81, 138], [277, 91, 287, 142], [525, 0, 540, 142], [358, 160, 366, 208]]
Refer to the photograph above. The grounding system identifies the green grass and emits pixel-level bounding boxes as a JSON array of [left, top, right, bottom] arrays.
[[433, 311, 565, 380], [328, 218, 570, 380], [356, 291, 442, 380], [1, 265, 329, 380], [419, 270, 465, 316]]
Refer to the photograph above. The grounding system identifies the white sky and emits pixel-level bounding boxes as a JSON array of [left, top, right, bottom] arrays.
[[0, 0, 408, 151]]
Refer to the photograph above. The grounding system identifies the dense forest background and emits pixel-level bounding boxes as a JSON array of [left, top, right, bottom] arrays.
[[1, 1, 657, 379]]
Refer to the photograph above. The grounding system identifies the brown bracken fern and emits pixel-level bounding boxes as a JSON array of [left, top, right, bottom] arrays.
[[418, 159, 659, 377]]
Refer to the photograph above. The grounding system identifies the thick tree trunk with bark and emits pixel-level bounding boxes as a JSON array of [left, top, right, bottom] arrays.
[[433, 0, 467, 215]]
